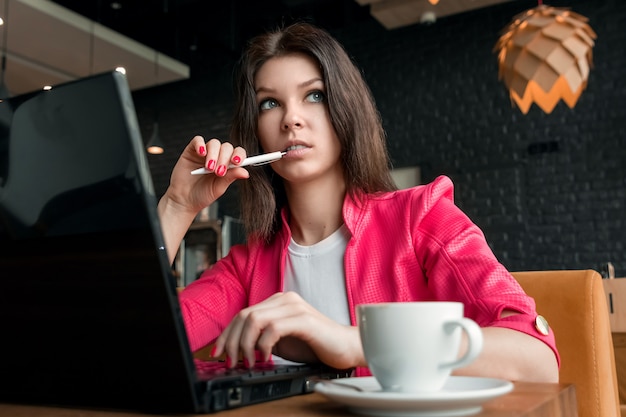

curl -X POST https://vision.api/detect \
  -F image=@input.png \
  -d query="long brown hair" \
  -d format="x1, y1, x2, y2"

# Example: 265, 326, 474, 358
230, 22, 396, 242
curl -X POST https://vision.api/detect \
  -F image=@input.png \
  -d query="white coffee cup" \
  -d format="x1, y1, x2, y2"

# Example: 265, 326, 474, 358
357, 302, 483, 393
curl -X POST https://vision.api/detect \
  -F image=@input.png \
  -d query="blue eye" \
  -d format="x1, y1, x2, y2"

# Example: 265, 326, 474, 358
259, 98, 278, 110
306, 91, 325, 103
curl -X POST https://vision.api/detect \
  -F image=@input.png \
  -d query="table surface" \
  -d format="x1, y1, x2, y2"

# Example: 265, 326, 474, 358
0, 382, 577, 417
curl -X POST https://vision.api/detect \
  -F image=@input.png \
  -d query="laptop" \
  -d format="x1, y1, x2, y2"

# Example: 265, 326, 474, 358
0, 71, 351, 413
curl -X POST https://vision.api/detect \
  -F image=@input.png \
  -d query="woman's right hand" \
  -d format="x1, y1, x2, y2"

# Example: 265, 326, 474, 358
158, 136, 250, 263
166, 136, 249, 212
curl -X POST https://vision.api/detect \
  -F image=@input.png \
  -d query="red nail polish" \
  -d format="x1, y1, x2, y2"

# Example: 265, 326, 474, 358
216, 165, 226, 176
210, 346, 217, 357
207, 160, 216, 171
225, 356, 232, 368
243, 357, 250, 368
199, 146, 206, 156
232, 155, 241, 164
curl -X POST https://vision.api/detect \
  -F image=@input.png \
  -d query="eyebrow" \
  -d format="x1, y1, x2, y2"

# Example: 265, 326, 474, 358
255, 77, 324, 95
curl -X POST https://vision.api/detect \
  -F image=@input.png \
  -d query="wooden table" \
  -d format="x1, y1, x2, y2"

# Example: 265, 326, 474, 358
0, 382, 577, 417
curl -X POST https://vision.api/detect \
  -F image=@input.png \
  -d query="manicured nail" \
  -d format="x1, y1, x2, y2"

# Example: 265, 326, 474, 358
232, 155, 241, 164
210, 346, 217, 357
243, 357, 250, 368
225, 356, 232, 368
199, 146, 206, 156
207, 160, 216, 171
253, 350, 272, 364
216, 165, 226, 176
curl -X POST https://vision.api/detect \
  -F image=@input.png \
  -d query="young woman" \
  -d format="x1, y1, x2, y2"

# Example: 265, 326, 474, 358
158, 22, 559, 382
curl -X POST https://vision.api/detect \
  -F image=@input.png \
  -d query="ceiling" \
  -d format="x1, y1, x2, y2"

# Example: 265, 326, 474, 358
48, 0, 375, 77
0, 0, 191, 95
357, 0, 516, 29
0, 0, 515, 97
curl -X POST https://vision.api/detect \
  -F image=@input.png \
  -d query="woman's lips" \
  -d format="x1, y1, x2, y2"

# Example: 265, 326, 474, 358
282, 144, 310, 157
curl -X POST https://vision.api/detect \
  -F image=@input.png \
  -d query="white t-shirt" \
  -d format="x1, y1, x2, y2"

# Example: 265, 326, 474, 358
283, 225, 351, 326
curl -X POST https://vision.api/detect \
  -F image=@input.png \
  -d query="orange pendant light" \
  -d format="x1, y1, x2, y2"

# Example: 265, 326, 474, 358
494, 4, 596, 114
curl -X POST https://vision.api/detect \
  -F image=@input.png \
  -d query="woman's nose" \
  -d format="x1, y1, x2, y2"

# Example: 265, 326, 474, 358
283, 120, 302, 130
281, 105, 304, 130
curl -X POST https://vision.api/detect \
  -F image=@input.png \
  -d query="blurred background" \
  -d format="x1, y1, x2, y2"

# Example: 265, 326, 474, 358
4, 0, 624, 275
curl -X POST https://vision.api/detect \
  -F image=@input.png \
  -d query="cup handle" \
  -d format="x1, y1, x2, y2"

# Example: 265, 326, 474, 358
440, 318, 484, 371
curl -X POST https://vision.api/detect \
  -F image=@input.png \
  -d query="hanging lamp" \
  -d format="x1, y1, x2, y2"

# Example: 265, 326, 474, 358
146, 121, 164, 155
494, 3, 597, 114
145, 49, 164, 155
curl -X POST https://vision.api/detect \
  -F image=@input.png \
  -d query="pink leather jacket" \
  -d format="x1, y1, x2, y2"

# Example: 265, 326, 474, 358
180, 175, 559, 372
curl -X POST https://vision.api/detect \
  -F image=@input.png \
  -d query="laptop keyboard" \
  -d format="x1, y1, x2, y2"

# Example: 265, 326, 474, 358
194, 358, 354, 411
194, 358, 314, 379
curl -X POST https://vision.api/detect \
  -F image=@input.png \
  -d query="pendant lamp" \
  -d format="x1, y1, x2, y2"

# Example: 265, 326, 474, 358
146, 121, 164, 155
494, 4, 596, 114
145, 49, 164, 155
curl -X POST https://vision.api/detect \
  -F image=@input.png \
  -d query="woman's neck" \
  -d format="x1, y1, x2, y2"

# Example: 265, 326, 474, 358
284, 174, 346, 246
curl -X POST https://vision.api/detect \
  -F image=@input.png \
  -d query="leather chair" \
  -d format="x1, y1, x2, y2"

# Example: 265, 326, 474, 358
512, 269, 620, 417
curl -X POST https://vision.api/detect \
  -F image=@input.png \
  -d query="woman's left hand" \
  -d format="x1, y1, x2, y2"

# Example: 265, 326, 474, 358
211, 292, 363, 370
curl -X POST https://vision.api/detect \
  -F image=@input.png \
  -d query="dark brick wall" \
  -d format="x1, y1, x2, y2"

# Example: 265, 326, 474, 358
132, 0, 626, 275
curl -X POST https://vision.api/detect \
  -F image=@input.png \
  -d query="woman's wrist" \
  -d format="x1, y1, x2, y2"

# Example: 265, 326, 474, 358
350, 325, 368, 369
158, 191, 199, 222
158, 192, 199, 263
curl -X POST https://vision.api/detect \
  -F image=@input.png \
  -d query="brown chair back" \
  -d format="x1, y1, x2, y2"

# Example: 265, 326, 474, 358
512, 269, 620, 417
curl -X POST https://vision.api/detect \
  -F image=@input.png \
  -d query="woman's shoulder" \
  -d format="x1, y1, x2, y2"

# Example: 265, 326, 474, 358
343, 175, 457, 231
366, 175, 455, 208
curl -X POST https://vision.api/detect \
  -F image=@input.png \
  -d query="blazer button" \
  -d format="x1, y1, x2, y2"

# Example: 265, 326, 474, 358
535, 315, 550, 335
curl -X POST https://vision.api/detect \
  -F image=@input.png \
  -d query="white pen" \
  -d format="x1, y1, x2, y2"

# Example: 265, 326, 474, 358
190, 151, 286, 175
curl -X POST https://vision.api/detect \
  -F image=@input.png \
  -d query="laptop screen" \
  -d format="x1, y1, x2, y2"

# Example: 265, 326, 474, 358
0, 72, 154, 240
0, 72, 204, 412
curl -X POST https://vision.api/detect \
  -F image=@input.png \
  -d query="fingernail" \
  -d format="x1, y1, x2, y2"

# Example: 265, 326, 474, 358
243, 357, 250, 368
210, 346, 217, 358
216, 165, 226, 176
199, 146, 206, 156
207, 160, 216, 171
232, 155, 241, 164
225, 356, 232, 368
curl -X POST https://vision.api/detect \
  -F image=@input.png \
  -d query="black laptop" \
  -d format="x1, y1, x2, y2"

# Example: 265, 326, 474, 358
0, 71, 350, 413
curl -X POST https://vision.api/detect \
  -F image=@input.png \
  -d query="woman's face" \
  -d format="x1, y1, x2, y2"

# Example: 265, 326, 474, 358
254, 53, 342, 184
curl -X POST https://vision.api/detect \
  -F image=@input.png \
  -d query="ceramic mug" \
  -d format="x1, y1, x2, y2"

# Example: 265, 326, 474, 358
357, 302, 483, 393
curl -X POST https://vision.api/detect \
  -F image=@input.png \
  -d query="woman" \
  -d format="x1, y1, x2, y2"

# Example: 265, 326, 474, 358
158, 22, 559, 382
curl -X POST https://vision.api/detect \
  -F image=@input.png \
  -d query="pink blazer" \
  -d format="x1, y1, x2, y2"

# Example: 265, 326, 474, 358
180, 175, 559, 373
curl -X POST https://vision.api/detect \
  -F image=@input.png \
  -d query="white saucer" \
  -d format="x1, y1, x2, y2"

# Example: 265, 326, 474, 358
314, 376, 513, 417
